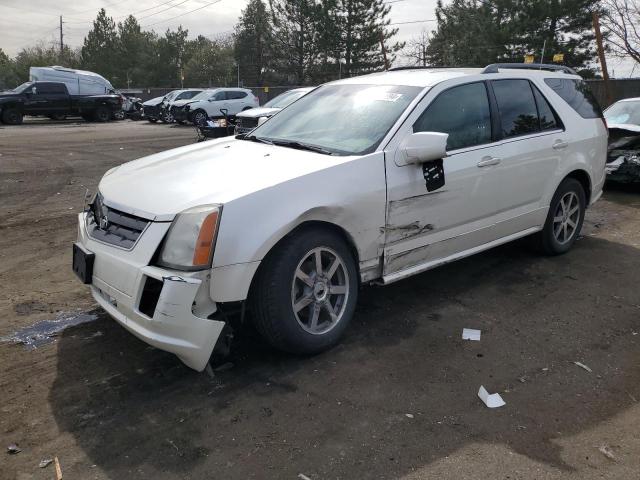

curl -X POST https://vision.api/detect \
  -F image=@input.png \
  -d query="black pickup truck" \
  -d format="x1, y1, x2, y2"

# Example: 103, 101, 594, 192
0, 81, 122, 124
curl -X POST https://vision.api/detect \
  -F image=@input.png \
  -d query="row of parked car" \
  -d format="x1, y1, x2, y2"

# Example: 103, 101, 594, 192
141, 86, 314, 137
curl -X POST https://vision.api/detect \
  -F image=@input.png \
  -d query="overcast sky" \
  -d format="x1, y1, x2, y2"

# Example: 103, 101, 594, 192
0, 0, 631, 76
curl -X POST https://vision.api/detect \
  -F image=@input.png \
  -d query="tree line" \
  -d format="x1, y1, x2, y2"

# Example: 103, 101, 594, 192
0, 0, 400, 89
0, 0, 630, 90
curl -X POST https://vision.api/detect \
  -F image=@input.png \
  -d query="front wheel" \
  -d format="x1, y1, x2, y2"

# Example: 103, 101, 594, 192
192, 109, 207, 125
251, 227, 358, 354
162, 110, 174, 123
536, 178, 586, 255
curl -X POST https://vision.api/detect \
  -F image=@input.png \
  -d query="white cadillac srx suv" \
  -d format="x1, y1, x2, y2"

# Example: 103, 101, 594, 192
73, 64, 608, 371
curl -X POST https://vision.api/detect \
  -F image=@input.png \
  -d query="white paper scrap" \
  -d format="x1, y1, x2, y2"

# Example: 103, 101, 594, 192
478, 386, 506, 408
574, 361, 592, 373
462, 328, 481, 341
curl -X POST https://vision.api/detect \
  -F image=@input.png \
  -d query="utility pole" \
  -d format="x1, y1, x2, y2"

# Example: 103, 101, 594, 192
540, 39, 546, 66
59, 16, 64, 57
592, 11, 612, 105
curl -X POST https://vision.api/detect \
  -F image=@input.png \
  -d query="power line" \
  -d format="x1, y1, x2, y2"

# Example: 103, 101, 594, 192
141, 0, 225, 28
389, 19, 437, 26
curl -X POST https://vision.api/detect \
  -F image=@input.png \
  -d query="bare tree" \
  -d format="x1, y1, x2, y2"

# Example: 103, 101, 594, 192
403, 29, 430, 66
602, 0, 640, 63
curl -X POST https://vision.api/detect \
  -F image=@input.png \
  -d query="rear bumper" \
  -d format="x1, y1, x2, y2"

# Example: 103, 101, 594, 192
77, 212, 224, 371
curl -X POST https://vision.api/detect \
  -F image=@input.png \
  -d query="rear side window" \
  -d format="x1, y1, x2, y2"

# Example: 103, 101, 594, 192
414, 82, 492, 151
544, 78, 603, 118
532, 85, 561, 130
227, 91, 248, 100
492, 79, 540, 137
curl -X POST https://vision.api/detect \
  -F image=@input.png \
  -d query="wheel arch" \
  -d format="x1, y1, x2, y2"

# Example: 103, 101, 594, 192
251, 219, 360, 289
563, 169, 592, 205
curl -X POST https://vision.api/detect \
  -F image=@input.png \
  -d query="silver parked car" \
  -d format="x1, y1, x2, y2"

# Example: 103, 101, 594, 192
235, 87, 314, 135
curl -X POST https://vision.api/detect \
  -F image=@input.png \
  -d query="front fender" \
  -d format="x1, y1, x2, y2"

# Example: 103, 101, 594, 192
209, 152, 387, 301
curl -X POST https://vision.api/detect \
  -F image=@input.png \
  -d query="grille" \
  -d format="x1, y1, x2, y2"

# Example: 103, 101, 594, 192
87, 194, 149, 249
237, 117, 259, 130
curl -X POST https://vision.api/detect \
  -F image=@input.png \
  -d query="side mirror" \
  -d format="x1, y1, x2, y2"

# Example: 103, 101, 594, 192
398, 132, 448, 166
257, 116, 269, 126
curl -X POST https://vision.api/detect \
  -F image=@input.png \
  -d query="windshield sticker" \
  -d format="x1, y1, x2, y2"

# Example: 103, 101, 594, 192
373, 92, 403, 102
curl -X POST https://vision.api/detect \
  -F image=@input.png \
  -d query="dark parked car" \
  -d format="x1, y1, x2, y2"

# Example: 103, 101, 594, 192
0, 81, 122, 124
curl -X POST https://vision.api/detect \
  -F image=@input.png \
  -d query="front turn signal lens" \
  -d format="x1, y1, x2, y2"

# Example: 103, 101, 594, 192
192, 210, 219, 267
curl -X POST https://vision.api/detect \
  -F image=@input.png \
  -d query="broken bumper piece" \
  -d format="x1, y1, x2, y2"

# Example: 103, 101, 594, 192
77, 212, 224, 371
91, 269, 224, 371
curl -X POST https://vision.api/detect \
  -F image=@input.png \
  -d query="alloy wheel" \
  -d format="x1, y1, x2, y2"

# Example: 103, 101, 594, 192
291, 247, 349, 335
553, 191, 580, 244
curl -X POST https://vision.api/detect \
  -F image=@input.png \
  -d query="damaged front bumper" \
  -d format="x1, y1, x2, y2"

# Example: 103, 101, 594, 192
75, 212, 225, 371
607, 124, 640, 183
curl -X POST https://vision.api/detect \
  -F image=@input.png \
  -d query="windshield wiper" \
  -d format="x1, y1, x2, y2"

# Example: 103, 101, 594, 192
270, 139, 333, 155
243, 135, 273, 145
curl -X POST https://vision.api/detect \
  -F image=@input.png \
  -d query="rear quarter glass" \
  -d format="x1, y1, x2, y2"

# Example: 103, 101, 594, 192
544, 78, 603, 119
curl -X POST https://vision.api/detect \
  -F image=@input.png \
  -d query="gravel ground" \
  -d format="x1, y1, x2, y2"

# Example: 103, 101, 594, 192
1, 118, 639, 480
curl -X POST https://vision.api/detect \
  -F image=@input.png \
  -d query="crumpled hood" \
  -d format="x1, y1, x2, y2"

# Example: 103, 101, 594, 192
237, 107, 281, 119
171, 99, 195, 108
99, 137, 351, 221
143, 96, 164, 107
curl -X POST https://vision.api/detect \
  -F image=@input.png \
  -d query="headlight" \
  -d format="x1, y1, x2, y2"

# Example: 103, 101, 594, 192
157, 205, 221, 271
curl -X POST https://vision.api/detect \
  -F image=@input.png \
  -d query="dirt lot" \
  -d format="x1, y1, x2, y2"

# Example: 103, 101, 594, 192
1, 119, 639, 480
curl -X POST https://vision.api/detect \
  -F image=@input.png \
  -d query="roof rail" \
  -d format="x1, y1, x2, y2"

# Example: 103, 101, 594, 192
482, 63, 577, 75
387, 65, 466, 71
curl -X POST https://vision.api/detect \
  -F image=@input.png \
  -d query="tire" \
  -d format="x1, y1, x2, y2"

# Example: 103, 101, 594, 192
93, 106, 111, 122
536, 178, 586, 255
192, 109, 207, 125
2, 108, 23, 125
162, 110, 174, 123
250, 227, 359, 354
113, 110, 125, 121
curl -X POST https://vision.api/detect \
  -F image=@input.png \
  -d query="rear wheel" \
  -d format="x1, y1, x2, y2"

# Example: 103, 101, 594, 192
93, 106, 111, 122
251, 227, 358, 354
536, 178, 586, 255
2, 108, 23, 125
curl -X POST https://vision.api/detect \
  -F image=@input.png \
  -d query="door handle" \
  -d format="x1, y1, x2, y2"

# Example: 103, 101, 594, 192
553, 140, 569, 150
477, 156, 501, 167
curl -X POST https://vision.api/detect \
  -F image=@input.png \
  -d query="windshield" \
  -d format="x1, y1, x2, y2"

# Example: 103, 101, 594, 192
164, 91, 179, 102
249, 84, 421, 155
605, 100, 640, 126
189, 90, 216, 102
13, 82, 33, 93
264, 89, 311, 109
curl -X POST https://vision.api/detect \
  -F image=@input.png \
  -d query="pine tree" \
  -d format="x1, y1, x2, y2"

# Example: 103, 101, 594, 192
117, 15, 154, 87
426, 0, 602, 75
337, 0, 403, 77
81, 9, 119, 84
234, 0, 274, 86
270, 0, 320, 84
